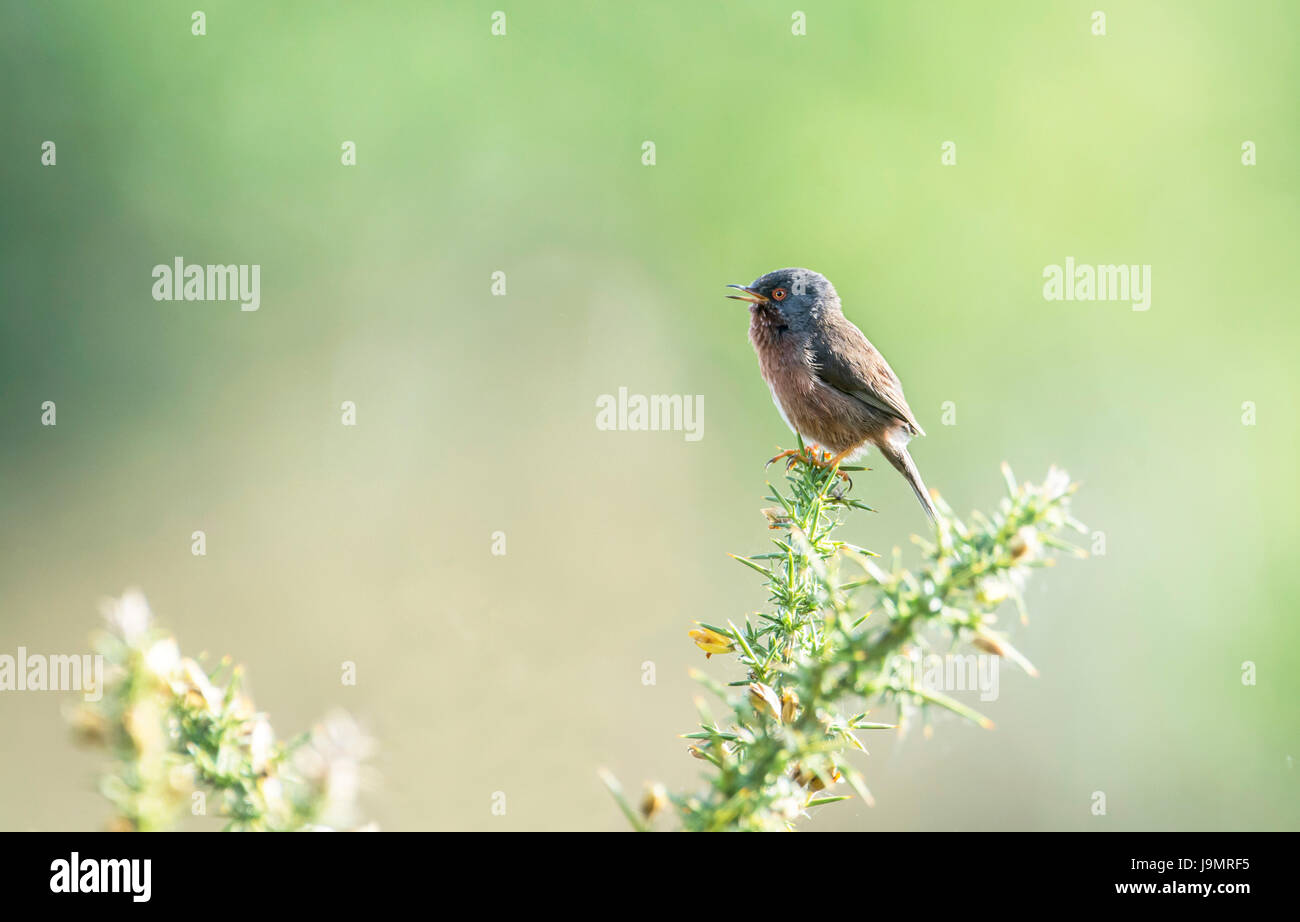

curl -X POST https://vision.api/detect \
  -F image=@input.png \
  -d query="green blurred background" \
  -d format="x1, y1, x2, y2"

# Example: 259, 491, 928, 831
2, 0, 1297, 830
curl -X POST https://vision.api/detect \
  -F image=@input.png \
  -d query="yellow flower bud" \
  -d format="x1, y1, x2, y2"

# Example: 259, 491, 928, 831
747, 682, 781, 721
780, 688, 800, 724
687, 625, 734, 659
792, 758, 841, 791
761, 507, 791, 530
1009, 526, 1041, 562
971, 632, 1006, 657
639, 783, 668, 820
976, 577, 1010, 605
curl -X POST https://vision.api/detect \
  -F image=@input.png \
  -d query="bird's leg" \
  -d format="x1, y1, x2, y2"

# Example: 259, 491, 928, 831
803, 446, 856, 482
825, 446, 856, 469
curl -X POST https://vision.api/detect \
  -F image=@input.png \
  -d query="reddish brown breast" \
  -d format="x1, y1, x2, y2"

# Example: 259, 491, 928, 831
749, 309, 879, 454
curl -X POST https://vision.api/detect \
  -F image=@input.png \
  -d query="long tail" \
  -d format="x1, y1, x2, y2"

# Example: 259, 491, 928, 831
879, 441, 939, 523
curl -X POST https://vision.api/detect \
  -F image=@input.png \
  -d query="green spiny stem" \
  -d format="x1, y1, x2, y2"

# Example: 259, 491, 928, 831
607, 448, 1085, 832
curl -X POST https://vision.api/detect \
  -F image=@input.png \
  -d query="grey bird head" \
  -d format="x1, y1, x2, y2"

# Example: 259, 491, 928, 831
726, 267, 840, 333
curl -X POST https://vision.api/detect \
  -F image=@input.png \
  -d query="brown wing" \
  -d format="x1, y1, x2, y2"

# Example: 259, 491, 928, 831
810, 317, 926, 437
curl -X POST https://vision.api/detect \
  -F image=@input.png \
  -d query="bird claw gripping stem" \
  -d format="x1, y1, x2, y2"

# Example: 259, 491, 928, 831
766, 445, 853, 484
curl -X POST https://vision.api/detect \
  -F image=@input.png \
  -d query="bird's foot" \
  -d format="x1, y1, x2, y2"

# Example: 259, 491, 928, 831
766, 446, 852, 482
766, 447, 809, 469
807, 447, 855, 483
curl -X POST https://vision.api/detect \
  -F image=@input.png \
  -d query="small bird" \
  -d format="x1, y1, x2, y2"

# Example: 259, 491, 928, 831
728, 267, 938, 522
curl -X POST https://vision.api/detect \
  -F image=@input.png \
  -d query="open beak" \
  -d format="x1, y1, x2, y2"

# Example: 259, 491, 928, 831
726, 284, 768, 305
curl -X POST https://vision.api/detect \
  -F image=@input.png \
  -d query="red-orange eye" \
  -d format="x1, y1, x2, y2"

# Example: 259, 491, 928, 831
772, 288, 788, 301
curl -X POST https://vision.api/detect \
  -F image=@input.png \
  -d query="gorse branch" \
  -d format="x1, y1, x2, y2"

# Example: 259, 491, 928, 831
68, 592, 374, 831
608, 446, 1086, 832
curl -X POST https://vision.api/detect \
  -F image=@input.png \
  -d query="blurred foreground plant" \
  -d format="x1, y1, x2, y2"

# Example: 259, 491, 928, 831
68, 592, 374, 831
604, 443, 1086, 831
